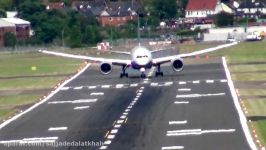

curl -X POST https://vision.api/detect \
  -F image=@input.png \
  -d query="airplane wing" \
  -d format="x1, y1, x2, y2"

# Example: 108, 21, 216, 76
152, 41, 238, 64
109, 50, 131, 55
39, 50, 131, 66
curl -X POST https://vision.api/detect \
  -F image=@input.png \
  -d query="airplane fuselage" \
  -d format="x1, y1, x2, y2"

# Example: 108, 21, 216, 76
130, 46, 153, 71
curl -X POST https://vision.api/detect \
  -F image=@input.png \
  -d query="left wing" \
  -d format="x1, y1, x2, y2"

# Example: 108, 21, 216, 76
39, 50, 131, 66
153, 41, 238, 65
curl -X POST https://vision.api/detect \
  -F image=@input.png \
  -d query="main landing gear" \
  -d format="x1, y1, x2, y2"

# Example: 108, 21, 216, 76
155, 64, 164, 77
140, 73, 146, 78
120, 65, 128, 78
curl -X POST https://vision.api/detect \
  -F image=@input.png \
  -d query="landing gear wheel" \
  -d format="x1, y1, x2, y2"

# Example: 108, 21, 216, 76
120, 73, 128, 78
141, 73, 146, 78
155, 72, 164, 77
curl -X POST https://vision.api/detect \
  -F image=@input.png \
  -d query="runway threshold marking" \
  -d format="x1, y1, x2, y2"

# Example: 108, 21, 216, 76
48, 127, 68, 131
176, 93, 225, 98
161, 146, 184, 150
100, 86, 145, 150
166, 129, 236, 136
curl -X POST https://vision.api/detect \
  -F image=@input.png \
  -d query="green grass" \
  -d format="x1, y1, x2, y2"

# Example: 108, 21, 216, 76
179, 42, 221, 53
0, 94, 41, 107
230, 64, 266, 73
255, 121, 266, 145
0, 51, 83, 121
0, 77, 65, 90
244, 99, 266, 116
0, 52, 82, 77
212, 41, 266, 62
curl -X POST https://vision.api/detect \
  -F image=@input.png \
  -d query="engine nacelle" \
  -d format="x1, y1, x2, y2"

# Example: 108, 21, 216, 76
171, 58, 184, 72
100, 62, 112, 74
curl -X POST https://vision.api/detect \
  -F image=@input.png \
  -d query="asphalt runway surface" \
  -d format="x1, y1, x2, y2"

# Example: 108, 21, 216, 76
0, 58, 252, 150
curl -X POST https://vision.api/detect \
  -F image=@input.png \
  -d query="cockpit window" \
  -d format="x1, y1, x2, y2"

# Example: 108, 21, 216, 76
136, 55, 148, 58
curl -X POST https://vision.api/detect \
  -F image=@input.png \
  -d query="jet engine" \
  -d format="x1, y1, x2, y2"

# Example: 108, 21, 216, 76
171, 58, 184, 72
100, 62, 112, 74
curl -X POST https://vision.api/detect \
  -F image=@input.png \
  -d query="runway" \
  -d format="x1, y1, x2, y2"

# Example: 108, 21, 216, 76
0, 58, 254, 150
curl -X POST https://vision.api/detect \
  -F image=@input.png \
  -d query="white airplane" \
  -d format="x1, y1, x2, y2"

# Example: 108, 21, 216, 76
39, 42, 237, 78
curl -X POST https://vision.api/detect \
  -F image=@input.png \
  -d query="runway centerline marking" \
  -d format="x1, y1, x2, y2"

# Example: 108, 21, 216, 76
100, 86, 144, 150
74, 86, 83, 90
176, 93, 225, 98
161, 146, 184, 150
166, 129, 236, 136
48, 99, 97, 104
48, 127, 68, 131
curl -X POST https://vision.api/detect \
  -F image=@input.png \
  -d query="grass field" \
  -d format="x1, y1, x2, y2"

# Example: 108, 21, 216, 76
0, 51, 83, 121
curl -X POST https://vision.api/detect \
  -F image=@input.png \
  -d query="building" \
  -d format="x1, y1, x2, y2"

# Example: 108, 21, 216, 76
236, 0, 266, 18
46, 2, 65, 10
185, 0, 233, 18
0, 20, 16, 46
72, 0, 142, 27
98, 1, 141, 27
0, 18, 31, 47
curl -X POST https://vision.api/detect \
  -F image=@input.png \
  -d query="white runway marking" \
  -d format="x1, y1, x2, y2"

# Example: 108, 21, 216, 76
103, 140, 112, 145
114, 124, 121, 128
117, 120, 124, 124
178, 88, 191, 92
165, 82, 173, 86
111, 129, 118, 134
176, 93, 225, 98
206, 80, 214, 83
61, 87, 70, 91
101, 85, 111, 88
90, 92, 104, 96
220, 79, 228, 83
0, 137, 58, 144
99, 146, 107, 149
167, 129, 235, 136
88, 86, 96, 89
115, 84, 124, 88
130, 83, 138, 87
179, 81, 186, 85
48, 127, 68, 131
169, 121, 187, 125
48, 99, 97, 104
107, 135, 115, 139
74, 106, 90, 110
151, 83, 158, 86
174, 101, 189, 104
192, 80, 200, 84
74, 86, 83, 90
161, 146, 184, 150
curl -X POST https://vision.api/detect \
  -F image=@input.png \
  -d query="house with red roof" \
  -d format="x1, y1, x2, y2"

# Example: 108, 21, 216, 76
185, 0, 221, 18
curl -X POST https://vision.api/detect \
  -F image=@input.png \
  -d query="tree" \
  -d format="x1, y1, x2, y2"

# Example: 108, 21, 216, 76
215, 13, 234, 27
152, 0, 177, 19
4, 32, 17, 49
0, 0, 12, 9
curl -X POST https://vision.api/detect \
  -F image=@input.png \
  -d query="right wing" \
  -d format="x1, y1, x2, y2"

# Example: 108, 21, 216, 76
153, 41, 239, 65
39, 50, 131, 66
